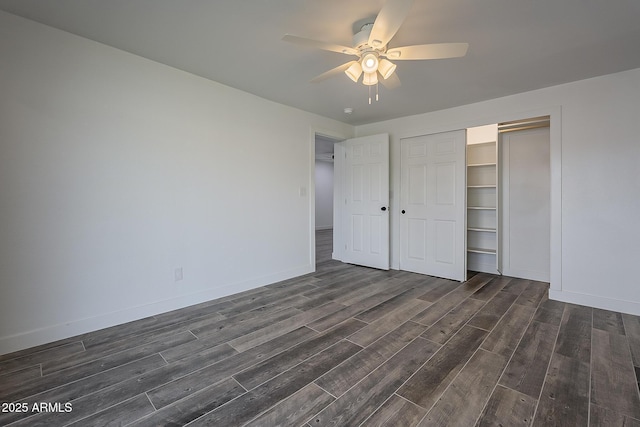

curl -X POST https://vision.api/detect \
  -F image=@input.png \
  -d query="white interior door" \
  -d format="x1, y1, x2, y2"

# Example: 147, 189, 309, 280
339, 134, 390, 270
501, 127, 550, 281
400, 130, 466, 281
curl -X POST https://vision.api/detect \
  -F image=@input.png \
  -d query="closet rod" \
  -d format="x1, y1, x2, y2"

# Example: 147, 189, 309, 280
498, 116, 550, 133
498, 122, 549, 133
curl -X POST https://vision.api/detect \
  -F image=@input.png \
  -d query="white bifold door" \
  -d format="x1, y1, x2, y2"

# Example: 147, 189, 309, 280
337, 134, 390, 270
399, 130, 466, 281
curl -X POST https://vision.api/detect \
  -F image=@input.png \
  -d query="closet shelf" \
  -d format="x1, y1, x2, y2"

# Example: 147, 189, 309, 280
468, 227, 496, 233
467, 247, 497, 255
467, 162, 497, 167
466, 126, 499, 275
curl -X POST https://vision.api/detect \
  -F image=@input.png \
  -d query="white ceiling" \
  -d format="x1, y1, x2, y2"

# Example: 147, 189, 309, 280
1, 0, 639, 125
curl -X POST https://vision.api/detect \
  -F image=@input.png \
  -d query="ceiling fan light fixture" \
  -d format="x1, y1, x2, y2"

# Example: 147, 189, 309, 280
378, 59, 396, 79
361, 52, 379, 74
362, 72, 378, 86
345, 62, 363, 82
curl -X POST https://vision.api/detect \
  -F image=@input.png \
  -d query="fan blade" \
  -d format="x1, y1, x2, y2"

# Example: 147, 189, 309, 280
379, 71, 401, 89
368, 0, 414, 48
283, 34, 358, 56
310, 61, 358, 83
385, 43, 469, 60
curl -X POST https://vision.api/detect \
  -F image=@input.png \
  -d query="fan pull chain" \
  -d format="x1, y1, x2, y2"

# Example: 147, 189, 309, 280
376, 82, 379, 101
368, 85, 372, 105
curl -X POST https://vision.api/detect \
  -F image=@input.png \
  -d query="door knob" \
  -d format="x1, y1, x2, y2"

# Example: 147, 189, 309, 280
381, 206, 387, 211
401, 210, 406, 214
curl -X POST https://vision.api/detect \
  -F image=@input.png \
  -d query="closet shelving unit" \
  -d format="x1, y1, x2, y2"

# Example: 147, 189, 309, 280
466, 129, 499, 274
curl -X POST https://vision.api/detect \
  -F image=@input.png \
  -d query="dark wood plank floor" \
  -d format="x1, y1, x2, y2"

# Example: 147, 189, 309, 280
1, 229, 640, 426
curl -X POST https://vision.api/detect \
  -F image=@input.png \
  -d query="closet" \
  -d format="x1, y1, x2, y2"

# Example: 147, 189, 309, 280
466, 117, 550, 281
466, 124, 499, 274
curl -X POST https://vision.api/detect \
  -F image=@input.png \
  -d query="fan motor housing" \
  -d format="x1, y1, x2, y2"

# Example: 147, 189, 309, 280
352, 23, 374, 49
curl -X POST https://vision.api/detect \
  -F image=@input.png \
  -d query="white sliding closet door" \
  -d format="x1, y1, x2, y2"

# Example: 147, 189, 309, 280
501, 127, 550, 281
400, 130, 466, 281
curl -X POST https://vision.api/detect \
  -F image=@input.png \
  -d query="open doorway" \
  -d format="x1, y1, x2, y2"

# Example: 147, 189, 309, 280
315, 134, 338, 264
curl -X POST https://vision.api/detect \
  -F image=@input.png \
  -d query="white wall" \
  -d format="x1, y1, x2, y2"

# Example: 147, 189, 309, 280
315, 161, 334, 230
0, 11, 353, 355
357, 67, 640, 316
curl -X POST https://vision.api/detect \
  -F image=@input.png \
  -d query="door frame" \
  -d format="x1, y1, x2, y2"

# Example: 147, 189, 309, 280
309, 128, 351, 271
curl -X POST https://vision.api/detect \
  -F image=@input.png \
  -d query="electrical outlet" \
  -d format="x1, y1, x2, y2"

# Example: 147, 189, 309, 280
174, 267, 183, 282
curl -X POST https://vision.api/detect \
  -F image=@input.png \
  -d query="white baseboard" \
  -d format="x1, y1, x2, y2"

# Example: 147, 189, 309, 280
0, 264, 313, 356
549, 289, 640, 316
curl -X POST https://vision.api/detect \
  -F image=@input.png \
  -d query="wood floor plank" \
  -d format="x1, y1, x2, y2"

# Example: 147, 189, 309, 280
80, 303, 225, 351
147, 325, 321, 409
311, 338, 440, 427
244, 383, 334, 427
232, 318, 367, 391
190, 306, 301, 340
0, 337, 82, 364
532, 298, 565, 326
65, 393, 155, 427
476, 385, 537, 427
533, 353, 590, 427
421, 297, 486, 345
481, 304, 536, 358
307, 291, 399, 332
128, 378, 245, 427
6, 343, 237, 426
419, 349, 506, 426
463, 273, 494, 291
415, 280, 460, 303
227, 301, 345, 352
500, 277, 531, 295
360, 394, 427, 427
0, 341, 85, 376
410, 289, 471, 327
0, 354, 167, 426
215, 284, 317, 319
160, 340, 233, 365
514, 280, 547, 307
397, 325, 488, 409
470, 276, 512, 301
590, 328, 640, 419
0, 364, 41, 391
499, 320, 558, 399
590, 403, 640, 427
1, 331, 187, 402
554, 303, 592, 363
623, 313, 640, 367
185, 340, 362, 426
592, 308, 626, 335
348, 299, 430, 347
334, 277, 407, 307
467, 291, 519, 331
315, 321, 428, 397
355, 285, 432, 323
41, 329, 197, 376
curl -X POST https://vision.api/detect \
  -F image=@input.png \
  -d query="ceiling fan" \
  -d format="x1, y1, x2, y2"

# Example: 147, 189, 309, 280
282, 0, 468, 102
